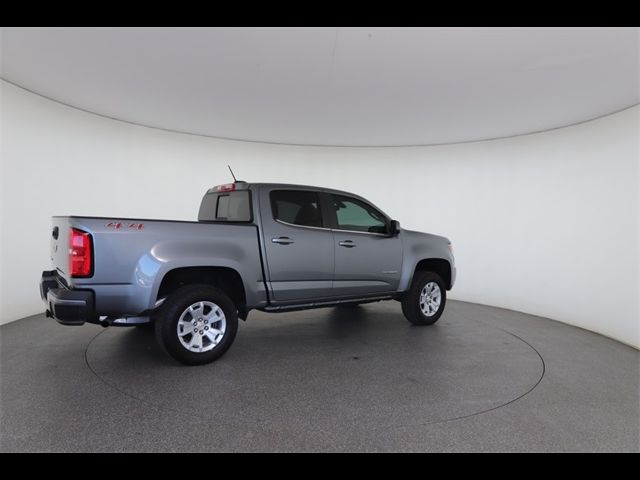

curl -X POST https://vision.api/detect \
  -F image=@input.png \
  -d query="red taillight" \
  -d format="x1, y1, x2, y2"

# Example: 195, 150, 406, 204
69, 228, 92, 277
216, 183, 236, 192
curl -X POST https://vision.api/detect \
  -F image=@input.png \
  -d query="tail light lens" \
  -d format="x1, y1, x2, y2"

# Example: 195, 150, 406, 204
69, 228, 92, 277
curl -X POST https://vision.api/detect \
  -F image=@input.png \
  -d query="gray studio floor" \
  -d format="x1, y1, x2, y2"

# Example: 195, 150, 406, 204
1, 300, 638, 452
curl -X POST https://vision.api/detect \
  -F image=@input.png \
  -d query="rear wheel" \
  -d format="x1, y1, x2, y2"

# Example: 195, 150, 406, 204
401, 271, 446, 325
134, 322, 154, 331
155, 285, 238, 365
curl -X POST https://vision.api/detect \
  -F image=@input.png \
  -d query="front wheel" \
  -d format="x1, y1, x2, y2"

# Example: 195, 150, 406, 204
155, 285, 238, 365
401, 271, 447, 325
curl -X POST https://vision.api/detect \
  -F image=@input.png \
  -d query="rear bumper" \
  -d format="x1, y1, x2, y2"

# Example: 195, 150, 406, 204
40, 270, 96, 325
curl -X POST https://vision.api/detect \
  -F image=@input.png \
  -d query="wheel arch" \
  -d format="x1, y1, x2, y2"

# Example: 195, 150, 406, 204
412, 258, 453, 290
156, 266, 247, 318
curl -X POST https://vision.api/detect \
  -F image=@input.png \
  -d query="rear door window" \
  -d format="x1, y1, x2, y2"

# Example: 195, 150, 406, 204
270, 190, 324, 228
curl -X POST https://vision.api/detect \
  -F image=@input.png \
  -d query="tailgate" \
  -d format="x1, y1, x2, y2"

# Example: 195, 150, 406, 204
50, 217, 72, 280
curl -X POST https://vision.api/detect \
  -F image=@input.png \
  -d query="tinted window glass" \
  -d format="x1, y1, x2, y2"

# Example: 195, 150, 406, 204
270, 190, 323, 228
332, 194, 387, 233
198, 191, 251, 222
216, 195, 230, 218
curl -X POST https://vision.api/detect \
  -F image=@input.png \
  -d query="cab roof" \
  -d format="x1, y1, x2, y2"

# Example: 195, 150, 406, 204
207, 181, 359, 198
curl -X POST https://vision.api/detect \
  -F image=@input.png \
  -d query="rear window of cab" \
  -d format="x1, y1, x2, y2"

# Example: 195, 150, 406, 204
198, 191, 251, 222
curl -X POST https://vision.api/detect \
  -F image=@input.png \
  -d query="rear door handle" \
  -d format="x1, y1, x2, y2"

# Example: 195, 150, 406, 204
339, 240, 356, 248
272, 236, 294, 245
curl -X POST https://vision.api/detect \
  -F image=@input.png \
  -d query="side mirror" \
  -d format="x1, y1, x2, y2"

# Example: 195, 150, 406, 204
388, 220, 400, 237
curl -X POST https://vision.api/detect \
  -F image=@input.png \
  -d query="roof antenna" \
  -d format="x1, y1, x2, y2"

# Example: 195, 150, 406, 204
228, 165, 238, 182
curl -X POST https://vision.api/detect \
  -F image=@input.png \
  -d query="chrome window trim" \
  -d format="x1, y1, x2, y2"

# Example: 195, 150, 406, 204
330, 227, 390, 237
274, 218, 331, 232
274, 218, 391, 237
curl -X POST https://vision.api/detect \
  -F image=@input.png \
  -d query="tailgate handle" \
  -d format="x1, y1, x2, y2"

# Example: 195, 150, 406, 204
52, 226, 59, 240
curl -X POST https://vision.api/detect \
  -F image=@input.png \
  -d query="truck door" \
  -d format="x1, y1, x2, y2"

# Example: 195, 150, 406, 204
259, 188, 335, 302
327, 193, 403, 297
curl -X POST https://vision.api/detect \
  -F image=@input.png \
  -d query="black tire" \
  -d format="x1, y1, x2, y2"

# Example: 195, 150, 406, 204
155, 285, 238, 365
401, 271, 447, 326
134, 322, 154, 331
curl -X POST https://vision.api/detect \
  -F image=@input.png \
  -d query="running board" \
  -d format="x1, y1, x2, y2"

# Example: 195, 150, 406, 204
262, 295, 395, 313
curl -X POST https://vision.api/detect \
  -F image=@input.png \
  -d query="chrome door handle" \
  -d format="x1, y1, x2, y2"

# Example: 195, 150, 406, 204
272, 236, 294, 245
339, 240, 356, 248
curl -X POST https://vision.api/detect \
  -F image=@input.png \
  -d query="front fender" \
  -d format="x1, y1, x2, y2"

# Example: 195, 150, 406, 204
398, 230, 455, 292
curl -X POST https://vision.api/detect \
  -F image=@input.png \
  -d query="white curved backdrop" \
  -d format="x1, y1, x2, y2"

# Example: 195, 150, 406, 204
1, 80, 638, 347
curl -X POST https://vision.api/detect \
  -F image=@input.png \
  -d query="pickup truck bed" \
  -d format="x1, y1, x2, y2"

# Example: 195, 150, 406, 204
44, 216, 267, 321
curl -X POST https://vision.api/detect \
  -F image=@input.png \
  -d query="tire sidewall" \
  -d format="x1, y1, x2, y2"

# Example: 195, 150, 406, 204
156, 285, 238, 365
405, 272, 446, 325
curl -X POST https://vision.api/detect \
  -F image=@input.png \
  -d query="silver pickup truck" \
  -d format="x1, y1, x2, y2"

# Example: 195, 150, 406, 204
40, 182, 456, 365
